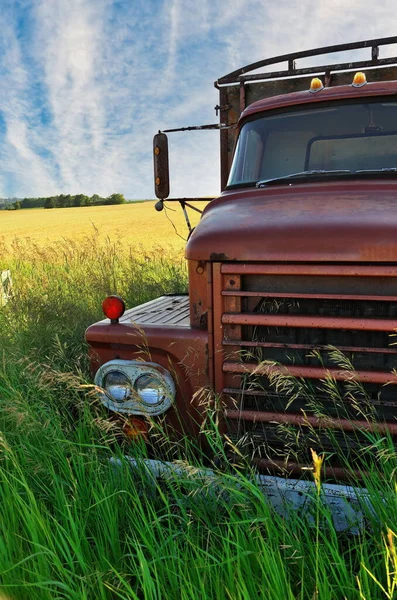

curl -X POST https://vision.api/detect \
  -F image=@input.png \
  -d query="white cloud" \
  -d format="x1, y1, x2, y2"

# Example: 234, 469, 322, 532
165, 0, 180, 85
0, 8, 56, 197
33, 0, 112, 193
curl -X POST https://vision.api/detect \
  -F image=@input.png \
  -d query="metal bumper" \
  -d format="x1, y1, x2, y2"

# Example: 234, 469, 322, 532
111, 457, 372, 533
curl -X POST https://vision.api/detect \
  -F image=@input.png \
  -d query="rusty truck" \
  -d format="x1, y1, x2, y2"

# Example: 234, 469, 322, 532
86, 36, 397, 483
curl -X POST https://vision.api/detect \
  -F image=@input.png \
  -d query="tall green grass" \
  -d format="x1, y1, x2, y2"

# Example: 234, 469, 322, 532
0, 235, 396, 599
0, 235, 187, 363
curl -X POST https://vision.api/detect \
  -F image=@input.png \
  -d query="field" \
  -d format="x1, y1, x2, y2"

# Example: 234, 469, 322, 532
0, 202, 204, 252
0, 207, 396, 599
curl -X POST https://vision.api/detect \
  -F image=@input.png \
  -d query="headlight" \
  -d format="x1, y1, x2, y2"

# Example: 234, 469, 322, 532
94, 360, 175, 416
134, 373, 166, 406
103, 371, 132, 403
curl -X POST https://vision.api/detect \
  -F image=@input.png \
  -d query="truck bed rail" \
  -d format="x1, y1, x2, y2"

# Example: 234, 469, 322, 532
217, 36, 397, 85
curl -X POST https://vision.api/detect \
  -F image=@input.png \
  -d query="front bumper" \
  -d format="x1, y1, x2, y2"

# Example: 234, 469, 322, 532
111, 457, 373, 533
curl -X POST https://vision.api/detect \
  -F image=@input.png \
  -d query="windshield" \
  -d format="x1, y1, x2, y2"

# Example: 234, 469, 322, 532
227, 100, 397, 187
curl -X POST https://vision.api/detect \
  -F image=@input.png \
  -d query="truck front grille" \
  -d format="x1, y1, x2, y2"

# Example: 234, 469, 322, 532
211, 263, 397, 477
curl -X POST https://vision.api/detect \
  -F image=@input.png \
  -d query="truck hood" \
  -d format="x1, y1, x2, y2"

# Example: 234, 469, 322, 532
185, 180, 397, 263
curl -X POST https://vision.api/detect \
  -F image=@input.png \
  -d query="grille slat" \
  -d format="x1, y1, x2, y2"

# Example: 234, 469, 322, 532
223, 360, 397, 384
222, 290, 397, 302
222, 340, 397, 354
225, 408, 397, 434
223, 312, 397, 331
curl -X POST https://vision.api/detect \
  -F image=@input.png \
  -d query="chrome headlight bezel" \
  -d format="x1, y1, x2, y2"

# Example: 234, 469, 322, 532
94, 359, 175, 416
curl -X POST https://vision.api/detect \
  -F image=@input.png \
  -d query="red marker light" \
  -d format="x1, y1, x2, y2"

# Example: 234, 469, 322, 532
102, 295, 126, 322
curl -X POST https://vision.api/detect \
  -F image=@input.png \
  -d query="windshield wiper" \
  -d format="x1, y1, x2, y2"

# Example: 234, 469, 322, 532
256, 170, 351, 188
355, 168, 397, 174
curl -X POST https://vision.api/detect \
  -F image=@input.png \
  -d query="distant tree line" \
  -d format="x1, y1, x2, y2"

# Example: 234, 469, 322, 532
6, 193, 126, 210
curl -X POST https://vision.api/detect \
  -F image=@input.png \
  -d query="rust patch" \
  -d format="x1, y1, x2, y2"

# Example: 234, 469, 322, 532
210, 252, 230, 261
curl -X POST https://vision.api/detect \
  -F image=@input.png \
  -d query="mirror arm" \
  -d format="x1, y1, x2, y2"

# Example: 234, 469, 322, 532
183, 201, 203, 215
179, 201, 192, 234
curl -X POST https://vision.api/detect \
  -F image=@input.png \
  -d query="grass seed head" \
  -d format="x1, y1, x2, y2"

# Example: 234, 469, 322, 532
310, 447, 324, 493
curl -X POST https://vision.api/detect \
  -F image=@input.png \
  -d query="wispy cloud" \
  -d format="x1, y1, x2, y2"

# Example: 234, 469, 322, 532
0, 0, 397, 199
34, 0, 116, 193
0, 6, 56, 196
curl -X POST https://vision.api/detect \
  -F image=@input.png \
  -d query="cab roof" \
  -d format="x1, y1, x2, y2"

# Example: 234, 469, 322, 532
240, 80, 397, 122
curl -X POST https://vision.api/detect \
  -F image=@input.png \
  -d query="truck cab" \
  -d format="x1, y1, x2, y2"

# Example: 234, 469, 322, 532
86, 37, 397, 479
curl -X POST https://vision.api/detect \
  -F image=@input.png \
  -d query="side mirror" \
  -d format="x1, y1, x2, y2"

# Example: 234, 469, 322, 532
153, 133, 170, 200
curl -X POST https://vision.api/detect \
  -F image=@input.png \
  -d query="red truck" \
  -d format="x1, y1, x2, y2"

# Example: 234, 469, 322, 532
86, 36, 397, 482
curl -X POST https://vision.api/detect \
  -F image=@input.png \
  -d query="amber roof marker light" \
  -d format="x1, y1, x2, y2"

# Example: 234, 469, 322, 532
102, 295, 126, 324
352, 71, 367, 87
309, 77, 324, 93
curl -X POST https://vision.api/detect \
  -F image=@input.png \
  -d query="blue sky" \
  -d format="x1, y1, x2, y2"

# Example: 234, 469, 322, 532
1, 0, 397, 199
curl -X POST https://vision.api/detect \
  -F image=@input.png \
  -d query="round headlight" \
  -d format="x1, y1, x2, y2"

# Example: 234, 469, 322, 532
134, 373, 166, 406
103, 370, 132, 402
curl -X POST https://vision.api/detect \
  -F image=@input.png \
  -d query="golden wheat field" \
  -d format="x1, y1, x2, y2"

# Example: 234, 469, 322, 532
0, 202, 205, 252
